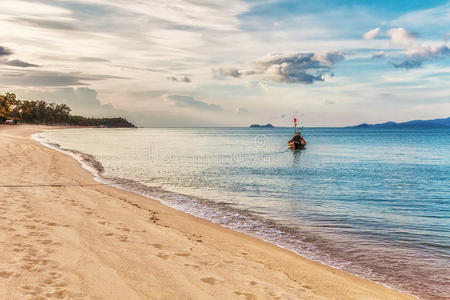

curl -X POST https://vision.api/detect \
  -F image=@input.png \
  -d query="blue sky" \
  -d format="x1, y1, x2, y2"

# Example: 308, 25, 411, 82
0, 0, 449, 126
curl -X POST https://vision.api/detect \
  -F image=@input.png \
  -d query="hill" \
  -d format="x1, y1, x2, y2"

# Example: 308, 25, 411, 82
249, 123, 275, 128
350, 117, 450, 128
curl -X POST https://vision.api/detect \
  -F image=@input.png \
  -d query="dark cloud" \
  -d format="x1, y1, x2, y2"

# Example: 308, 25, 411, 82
391, 59, 423, 69
1, 59, 39, 68
165, 95, 223, 112
214, 51, 344, 84
2, 72, 25, 77
39, 55, 110, 63
1, 71, 86, 86
391, 45, 450, 69
167, 75, 191, 82
78, 57, 110, 62
254, 52, 344, 84
212, 67, 257, 78
0, 46, 13, 57
14, 18, 79, 31
0, 70, 125, 86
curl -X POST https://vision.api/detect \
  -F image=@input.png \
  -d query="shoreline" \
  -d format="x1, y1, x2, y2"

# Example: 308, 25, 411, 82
32, 128, 414, 296
0, 125, 417, 299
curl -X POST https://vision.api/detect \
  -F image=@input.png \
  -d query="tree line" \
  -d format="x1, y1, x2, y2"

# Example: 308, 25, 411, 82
0, 93, 135, 127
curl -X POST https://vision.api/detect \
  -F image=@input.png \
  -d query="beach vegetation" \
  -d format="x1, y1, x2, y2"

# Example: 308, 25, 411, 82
0, 92, 135, 127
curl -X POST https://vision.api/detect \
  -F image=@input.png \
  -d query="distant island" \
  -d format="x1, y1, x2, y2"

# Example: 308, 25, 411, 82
249, 123, 275, 128
1, 92, 136, 128
349, 117, 450, 129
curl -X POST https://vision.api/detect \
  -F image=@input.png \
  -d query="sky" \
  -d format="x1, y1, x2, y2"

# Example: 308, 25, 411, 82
0, 0, 449, 127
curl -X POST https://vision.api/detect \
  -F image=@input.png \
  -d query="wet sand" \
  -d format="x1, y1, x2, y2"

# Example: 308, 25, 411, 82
0, 125, 416, 299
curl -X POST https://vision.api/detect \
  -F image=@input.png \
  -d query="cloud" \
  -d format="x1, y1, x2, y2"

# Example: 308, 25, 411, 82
1, 59, 40, 68
257, 82, 269, 91
0, 1, 70, 17
372, 51, 385, 59
0, 70, 124, 86
1, 72, 24, 77
16, 87, 120, 118
213, 67, 242, 78
391, 44, 450, 69
363, 27, 380, 40
165, 95, 223, 111
214, 51, 344, 84
0, 46, 13, 57
167, 75, 191, 82
387, 28, 418, 46
365, 27, 449, 70
390, 3, 450, 30
253, 51, 344, 84
14, 17, 79, 31
78, 57, 110, 62
233, 107, 248, 114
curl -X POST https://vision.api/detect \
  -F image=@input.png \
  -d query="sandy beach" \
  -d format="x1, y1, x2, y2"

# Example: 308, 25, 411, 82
0, 125, 416, 300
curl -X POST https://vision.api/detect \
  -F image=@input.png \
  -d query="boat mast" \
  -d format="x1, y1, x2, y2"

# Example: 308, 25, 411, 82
294, 116, 297, 135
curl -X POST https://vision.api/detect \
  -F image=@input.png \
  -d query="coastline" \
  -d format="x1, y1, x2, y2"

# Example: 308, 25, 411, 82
0, 125, 417, 299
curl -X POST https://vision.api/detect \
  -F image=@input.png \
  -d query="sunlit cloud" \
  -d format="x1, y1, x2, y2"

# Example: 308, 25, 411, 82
387, 28, 418, 46
363, 28, 381, 40
0, 0, 448, 126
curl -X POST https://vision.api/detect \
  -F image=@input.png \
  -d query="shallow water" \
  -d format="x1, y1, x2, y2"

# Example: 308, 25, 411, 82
39, 127, 450, 299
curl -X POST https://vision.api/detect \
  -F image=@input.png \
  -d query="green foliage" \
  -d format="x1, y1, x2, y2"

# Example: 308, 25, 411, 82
0, 92, 135, 127
68, 116, 136, 127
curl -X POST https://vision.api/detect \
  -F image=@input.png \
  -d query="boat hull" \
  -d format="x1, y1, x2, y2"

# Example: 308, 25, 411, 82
288, 141, 306, 150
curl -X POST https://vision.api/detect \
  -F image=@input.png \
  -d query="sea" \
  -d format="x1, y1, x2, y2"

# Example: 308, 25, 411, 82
35, 127, 450, 299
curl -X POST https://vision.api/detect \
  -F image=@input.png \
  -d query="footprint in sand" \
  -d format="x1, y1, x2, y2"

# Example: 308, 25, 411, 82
151, 243, 164, 249
200, 277, 216, 285
38, 239, 53, 245
234, 291, 257, 300
0, 270, 14, 278
302, 284, 312, 290
175, 253, 190, 257
156, 253, 169, 260
117, 235, 128, 242
184, 264, 201, 270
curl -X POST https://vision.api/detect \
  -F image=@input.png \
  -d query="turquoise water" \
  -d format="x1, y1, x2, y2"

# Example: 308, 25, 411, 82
39, 127, 450, 299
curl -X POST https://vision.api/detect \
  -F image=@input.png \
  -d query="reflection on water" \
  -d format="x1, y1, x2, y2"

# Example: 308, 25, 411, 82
290, 148, 303, 165
39, 127, 450, 299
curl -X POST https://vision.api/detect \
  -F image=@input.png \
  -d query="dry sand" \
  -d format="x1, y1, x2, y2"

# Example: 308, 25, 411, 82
0, 125, 416, 299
